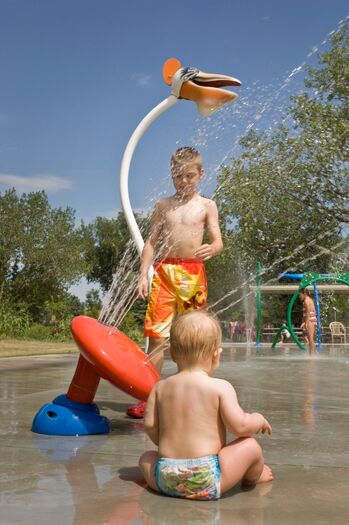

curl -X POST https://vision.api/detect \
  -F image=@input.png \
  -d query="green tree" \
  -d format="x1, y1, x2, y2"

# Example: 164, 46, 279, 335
44, 294, 83, 322
83, 212, 149, 292
213, 22, 349, 323
0, 189, 88, 318
84, 288, 102, 318
216, 23, 348, 272
289, 22, 349, 225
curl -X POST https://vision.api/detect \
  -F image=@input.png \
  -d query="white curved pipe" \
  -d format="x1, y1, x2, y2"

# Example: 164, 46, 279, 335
119, 94, 178, 354
119, 94, 178, 256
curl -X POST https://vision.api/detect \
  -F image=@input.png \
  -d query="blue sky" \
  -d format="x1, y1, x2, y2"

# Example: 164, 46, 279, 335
1, 0, 348, 297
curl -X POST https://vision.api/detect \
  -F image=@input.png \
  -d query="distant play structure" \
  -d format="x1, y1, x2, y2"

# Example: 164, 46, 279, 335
255, 261, 349, 350
32, 58, 241, 436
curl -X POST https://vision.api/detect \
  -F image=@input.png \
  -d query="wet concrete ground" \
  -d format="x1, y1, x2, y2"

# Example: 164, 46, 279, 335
1, 344, 349, 525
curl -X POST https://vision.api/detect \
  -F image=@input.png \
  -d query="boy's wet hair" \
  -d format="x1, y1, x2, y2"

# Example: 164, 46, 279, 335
171, 146, 202, 171
170, 310, 221, 364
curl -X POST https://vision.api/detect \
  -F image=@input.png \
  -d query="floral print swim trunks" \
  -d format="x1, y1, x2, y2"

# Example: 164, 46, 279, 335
144, 258, 207, 339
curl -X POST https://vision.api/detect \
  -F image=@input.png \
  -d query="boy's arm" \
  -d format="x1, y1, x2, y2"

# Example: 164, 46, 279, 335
194, 200, 223, 261
138, 202, 163, 299
143, 385, 160, 445
219, 380, 272, 437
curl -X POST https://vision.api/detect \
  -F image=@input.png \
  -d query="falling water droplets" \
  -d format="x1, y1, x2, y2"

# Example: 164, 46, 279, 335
99, 16, 349, 329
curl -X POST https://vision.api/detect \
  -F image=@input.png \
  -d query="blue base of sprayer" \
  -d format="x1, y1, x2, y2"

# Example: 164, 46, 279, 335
31, 394, 110, 436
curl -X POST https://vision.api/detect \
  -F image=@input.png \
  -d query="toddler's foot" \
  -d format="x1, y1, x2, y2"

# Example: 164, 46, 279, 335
242, 465, 273, 486
126, 400, 146, 419
256, 465, 273, 484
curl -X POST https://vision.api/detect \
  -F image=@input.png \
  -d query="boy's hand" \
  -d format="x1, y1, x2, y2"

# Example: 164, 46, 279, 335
138, 276, 148, 300
194, 244, 215, 261
259, 417, 272, 435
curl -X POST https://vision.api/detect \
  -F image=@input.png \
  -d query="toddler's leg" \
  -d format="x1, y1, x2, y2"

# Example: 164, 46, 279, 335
219, 437, 273, 494
139, 450, 159, 493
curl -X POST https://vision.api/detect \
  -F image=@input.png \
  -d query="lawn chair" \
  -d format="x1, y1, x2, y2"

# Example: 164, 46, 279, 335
329, 322, 347, 344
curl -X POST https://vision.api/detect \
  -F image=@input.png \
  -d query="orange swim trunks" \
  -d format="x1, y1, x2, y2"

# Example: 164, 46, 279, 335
144, 258, 207, 339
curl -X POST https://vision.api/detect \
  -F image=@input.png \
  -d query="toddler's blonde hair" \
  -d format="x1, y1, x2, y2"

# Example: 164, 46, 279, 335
170, 310, 221, 364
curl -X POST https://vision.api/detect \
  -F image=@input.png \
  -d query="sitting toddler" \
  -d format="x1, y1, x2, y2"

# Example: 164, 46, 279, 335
139, 310, 273, 500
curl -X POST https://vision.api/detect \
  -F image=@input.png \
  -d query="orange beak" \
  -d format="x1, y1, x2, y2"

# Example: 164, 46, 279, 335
162, 58, 241, 116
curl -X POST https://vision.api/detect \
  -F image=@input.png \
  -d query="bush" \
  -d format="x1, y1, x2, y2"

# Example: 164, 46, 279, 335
0, 298, 75, 341
120, 312, 144, 346
24, 323, 51, 340
21, 319, 73, 341
0, 303, 32, 337
49, 319, 73, 341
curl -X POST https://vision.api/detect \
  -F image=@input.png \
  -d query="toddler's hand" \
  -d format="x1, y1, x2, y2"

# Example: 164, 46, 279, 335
260, 418, 272, 435
138, 276, 148, 300
194, 244, 215, 261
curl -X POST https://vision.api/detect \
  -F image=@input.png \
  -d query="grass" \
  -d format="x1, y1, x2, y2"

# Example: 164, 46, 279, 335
0, 339, 78, 358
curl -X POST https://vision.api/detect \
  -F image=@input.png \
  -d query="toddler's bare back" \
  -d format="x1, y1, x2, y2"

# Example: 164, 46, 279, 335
155, 371, 227, 458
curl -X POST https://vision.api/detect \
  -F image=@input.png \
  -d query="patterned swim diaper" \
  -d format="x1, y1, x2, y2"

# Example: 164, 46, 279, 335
154, 455, 220, 500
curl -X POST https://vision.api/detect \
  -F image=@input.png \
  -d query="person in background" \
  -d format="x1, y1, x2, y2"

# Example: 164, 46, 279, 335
280, 320, 291, 344
299, 289, 317, 354
230, 320, 237, 341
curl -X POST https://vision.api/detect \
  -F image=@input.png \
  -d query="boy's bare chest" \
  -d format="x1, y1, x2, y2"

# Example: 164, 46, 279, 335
164, 203, 207, 229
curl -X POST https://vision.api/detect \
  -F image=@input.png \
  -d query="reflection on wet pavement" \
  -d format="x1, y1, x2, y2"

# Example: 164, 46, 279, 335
1, 344, 349, 524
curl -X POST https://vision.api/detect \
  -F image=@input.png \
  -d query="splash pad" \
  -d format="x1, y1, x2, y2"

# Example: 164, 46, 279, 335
32, 58, 241, 435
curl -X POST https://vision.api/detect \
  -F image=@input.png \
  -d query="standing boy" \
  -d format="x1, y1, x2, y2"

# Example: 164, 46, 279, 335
127, 147, 223, 418
139, 311, 273, 500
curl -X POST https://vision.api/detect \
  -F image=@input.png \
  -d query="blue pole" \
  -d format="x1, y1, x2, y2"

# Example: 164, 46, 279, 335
279, 272, 337, 280
313, 281, 322, 350
278, 273, 304, 280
